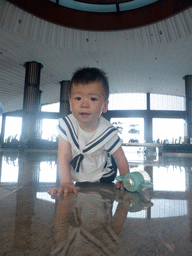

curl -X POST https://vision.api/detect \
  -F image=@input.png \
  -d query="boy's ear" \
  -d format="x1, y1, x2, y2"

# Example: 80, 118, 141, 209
102, 100, 109, 113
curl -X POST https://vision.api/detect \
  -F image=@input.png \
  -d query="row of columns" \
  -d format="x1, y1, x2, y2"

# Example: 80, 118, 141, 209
1, 61, 192, 143
20, 61, 70, 142
0, 61, 71, 143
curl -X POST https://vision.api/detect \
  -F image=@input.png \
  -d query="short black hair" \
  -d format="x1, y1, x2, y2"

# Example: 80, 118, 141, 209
70, 67, 109, 100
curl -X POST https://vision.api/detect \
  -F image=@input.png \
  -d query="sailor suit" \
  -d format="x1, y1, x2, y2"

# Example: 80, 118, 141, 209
57, 114, 121, 182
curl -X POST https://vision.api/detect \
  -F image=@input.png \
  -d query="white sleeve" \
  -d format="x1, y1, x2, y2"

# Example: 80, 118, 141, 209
104, 134, 122, 155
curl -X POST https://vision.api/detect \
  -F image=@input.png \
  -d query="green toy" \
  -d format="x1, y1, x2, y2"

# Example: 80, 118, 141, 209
116, 171, 153, 192
115, 190, 154, 212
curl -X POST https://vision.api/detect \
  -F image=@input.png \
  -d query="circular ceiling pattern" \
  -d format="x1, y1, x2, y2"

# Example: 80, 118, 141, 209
7, 0, 192, 30
53, 0, 158, 13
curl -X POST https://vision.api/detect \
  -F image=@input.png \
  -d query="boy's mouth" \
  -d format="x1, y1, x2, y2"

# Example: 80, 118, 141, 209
80, 112, 90, 117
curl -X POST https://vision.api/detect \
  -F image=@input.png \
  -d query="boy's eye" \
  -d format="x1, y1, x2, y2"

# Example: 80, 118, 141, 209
75, 97, 81, 101
91, 97, 97, 101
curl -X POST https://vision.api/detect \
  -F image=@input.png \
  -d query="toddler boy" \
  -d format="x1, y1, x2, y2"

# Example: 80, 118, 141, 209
48, 67, 129, 196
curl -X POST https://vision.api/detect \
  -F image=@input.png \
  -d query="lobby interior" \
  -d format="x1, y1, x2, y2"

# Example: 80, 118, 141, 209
1, 1, 192, 255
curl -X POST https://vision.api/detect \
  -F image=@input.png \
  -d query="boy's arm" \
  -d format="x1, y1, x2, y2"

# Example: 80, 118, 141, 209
112, 146, 129, 176
57, 136, 73, 184
112, 146, 130, 189
110, 201, 128, 236
48, 136, 78, 196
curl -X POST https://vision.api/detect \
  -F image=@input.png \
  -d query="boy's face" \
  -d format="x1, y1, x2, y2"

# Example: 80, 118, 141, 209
69, 81, 108, 131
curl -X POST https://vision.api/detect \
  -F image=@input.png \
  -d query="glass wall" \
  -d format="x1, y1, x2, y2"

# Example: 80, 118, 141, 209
41, 119, 58, 141
109, 93, 186, 144
108, 93, 146, 110
109, 92, 185, 111
41, 103, 59, 141
1, 93, 186, 143
41, 102, 60, 112
150, 94, 186, 111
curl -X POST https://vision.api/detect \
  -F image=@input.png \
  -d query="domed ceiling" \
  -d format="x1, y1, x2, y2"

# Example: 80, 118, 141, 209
0, 0, 192, 113
7, 0, 192, 30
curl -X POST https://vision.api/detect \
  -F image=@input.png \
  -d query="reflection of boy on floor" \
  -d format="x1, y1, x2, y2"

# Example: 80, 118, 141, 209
48, 67, 129, 196
51, 184, 128, 256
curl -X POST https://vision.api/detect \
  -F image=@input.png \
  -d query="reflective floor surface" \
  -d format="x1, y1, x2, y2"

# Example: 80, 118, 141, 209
0, 148, 192, 256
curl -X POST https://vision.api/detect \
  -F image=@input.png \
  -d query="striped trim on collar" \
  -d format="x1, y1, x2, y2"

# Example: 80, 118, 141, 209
83, 126, 118, 153
58, 123, 66, 136
62, 116, 79, 150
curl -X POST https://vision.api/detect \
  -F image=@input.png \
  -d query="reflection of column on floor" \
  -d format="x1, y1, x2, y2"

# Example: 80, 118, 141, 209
144, 93, 152, 143
18, 153, 40, 184
144, 166, 153, 219
147, 206, 151, 219
12, 155, 39, 252
12, 183, 36, 252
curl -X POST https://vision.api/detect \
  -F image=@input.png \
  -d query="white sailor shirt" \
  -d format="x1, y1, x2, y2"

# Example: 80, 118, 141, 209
57, 114, 122, 182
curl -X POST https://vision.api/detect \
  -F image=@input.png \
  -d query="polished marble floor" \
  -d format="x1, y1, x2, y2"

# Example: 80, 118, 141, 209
0, 148, 192, 256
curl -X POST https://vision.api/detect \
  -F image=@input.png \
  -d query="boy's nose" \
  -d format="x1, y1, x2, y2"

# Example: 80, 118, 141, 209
81, 99, 89, 108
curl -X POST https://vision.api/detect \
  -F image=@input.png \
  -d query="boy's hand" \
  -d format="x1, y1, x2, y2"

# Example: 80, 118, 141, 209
114, 181, 124, 190
48, 183, 78, 197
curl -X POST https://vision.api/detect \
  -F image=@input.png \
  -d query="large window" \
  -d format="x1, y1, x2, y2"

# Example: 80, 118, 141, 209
41, 119, 58, 141
1, 93, 186, 143
41, 102, 60, 112
41, 103, 59, 141
150, 94, 185, 111
108, 93, 146, 110
108, 93, 185, 111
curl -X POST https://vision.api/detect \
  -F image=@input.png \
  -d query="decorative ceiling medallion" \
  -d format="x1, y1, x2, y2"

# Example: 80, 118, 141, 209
75, 1, 133, 4
7, 0, 192, 30
56, 0, 159, 13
